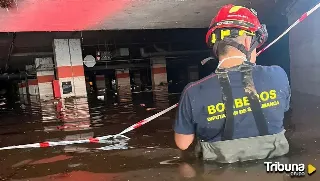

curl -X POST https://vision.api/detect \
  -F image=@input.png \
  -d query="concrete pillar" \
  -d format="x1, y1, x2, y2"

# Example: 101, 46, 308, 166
19, 80, 28, 105
131, 70, 142, 92
115, 69, 131, 103
96, 75, 106, 90
53, 39, 87, 98
40, 101, 58, 131
116, 69, 130, 87
150, 57, 169, 108
35, 57, 55, 100
27, 79, 39, 96
133, 71, 142, 85
18, 82, 24, 95
21, 80, 27, 95
30, 95, 40, 106
188, 65, 199, 82
56, 97, 91, 132
25, 65, 35, 95
150, 56, 168, 87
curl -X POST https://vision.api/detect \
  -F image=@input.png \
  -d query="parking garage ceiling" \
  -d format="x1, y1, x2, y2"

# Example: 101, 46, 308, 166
0, 0, 296, 71
0, 0, 293, 32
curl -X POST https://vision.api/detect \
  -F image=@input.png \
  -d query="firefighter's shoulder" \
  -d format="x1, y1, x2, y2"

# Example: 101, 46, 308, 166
254, 65, 288, 78
182, 73, 219, 94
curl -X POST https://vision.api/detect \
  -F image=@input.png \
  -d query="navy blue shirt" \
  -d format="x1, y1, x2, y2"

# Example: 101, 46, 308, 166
174, 65, 291, 142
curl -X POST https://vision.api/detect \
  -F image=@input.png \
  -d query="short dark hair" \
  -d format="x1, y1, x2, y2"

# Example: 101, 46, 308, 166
216, 37, 241, 57
215, 35, 252, 57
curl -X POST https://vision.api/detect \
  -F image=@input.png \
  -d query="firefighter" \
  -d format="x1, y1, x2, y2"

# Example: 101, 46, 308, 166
174, 4, 291, 163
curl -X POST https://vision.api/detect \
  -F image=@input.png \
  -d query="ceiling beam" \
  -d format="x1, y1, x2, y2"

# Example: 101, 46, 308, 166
86, 62, 149, 71
11, 52, 53, 57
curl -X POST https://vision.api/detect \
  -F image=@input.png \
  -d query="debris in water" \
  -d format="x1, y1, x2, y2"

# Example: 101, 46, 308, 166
146, 108, 156, 111
97, 96, 104, 100
68, 163, 82, 168
20, 104, 26, 109
140, 104, 146, 107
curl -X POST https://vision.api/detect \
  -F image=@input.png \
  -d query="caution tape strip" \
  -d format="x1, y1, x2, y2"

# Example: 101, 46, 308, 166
201, 1, 320, 65
0, 104, 178, 150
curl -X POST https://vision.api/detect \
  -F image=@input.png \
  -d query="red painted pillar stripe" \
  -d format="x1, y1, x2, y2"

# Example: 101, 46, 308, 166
116, 72, 130, 79
38, 75, 55, 83
56, 66, 85, 79
152, 67, 167, 74
28, 79, 38, 86
96, 76, 105, 81
52, 80, 61, 98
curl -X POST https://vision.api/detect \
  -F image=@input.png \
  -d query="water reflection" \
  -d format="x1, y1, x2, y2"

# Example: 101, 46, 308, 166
64, 132, 94, 153
0, 89, 320, 180
56, 98, 91, 131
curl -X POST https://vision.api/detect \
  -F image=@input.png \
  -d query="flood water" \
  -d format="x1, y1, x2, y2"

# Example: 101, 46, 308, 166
0, 89, 319, 181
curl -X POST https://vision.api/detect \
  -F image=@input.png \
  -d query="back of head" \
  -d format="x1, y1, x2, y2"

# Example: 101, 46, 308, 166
216, 34, 249, 58
205, 4, 268, 66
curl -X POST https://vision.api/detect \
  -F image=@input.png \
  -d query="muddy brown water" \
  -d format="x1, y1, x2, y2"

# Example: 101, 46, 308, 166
0, 90, 319, 181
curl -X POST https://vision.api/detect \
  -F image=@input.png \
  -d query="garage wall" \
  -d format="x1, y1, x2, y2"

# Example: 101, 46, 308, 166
288, 0, 320, 96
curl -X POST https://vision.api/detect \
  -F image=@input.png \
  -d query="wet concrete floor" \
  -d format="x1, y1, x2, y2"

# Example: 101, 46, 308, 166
0, 89, 319, 181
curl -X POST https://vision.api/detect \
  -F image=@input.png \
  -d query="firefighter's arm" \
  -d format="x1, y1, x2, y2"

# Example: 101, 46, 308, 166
174, 89, 195, 150
174, 133, 194, 150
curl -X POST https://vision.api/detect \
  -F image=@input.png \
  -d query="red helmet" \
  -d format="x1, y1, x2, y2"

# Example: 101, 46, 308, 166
206, 4, 268, 50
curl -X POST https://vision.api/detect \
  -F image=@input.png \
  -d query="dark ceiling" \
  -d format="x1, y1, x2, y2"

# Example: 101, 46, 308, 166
0, 0, 296, 72
0, 0, 293, 32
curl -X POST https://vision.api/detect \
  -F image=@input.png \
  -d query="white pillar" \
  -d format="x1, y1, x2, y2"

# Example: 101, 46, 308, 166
56, 97, 91, 131
53, 39, 87, 98
96, 75, 106, 90
27, 79, 39, 95
150, 56, 168, 87
116, 69, 130, 87
18, 82, 23, 95
21, 80, 27, 95
25, 65, 39, 96
150, 56, 169, 108
115, 69, 131, 102
35, 57, 55, 100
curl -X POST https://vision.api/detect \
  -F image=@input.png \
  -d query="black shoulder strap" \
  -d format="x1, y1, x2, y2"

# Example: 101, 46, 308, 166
240, 67, 269, 136
216, 64, 269, 141
217, 72, 235, 141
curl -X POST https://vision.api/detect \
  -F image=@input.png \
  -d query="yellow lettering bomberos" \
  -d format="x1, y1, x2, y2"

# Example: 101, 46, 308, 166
207, 89, 278, 116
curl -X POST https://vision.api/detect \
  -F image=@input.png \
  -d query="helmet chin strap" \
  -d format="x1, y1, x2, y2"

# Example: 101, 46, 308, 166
217, 56, 247, 69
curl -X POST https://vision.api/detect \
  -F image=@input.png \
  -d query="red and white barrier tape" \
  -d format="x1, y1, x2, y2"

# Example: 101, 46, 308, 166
201, 1, 320, 65
0, 104, 178, 151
